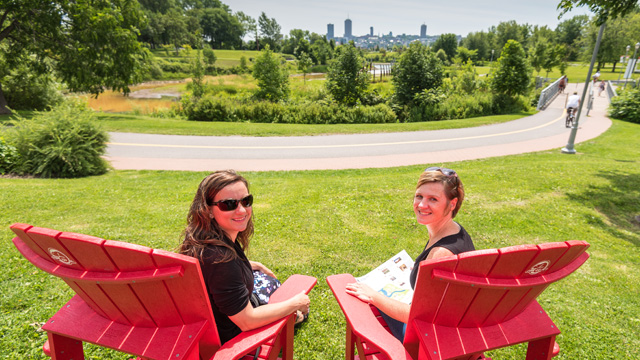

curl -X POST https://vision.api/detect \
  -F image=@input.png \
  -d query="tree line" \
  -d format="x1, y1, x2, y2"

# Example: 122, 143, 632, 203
1, 0, 639, 115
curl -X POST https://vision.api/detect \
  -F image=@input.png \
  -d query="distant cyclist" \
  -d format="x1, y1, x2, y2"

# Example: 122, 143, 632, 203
566, 92, 580, 128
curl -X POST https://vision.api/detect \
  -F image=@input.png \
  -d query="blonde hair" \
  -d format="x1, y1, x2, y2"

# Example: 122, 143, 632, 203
417, 170, 465, 218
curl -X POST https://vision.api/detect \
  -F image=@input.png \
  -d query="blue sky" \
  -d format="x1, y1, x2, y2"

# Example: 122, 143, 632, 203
223, 0, 593, 37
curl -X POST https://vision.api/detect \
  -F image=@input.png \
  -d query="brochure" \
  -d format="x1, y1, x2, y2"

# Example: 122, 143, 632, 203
356, 250, 415, 304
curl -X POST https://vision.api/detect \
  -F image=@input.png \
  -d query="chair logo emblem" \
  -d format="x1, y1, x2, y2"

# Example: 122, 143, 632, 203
48, 248, 76, 266
525, 260, 550, 275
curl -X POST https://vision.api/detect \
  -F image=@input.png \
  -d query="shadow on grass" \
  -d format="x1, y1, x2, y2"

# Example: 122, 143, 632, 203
567, 170, 640, 247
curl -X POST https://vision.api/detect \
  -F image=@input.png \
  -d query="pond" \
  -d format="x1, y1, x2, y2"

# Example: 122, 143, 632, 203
82, 80, 185, 114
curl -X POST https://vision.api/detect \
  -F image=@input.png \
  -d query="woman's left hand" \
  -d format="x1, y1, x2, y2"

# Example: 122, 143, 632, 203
250, 261, 276, 278
345, 282, 377, 304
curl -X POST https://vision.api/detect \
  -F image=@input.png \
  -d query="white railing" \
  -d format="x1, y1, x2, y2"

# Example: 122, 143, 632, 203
536, 77, 563, 110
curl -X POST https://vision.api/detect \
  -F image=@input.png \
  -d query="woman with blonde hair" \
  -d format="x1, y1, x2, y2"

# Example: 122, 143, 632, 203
346, 167, 475, 341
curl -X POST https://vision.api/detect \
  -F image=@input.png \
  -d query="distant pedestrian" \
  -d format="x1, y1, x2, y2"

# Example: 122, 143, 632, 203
593, 71, 601, 83
598, 81, 606, 97
558, 76, 566, 93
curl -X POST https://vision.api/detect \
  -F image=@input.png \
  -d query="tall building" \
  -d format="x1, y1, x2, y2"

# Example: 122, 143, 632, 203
370, 27, 374, 37
421, 24, 427, 38
344, 18, 352, 39
327, 23, 334, 39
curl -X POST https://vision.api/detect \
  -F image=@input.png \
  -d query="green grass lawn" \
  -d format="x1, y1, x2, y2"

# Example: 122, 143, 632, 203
90, 111, 533, 136
1, 118, 639, 359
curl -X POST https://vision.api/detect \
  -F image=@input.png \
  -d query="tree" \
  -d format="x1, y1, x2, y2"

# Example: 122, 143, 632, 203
297, 52, 314, 83
0, 0, 147, 114
432, 33, 458, 62
325, 44, 369, 106
494, 20, 532, 52
456, 46, 478, 64
310, 36, 334, 65
558, 0, 639, 25
163, 8, 189, 54
199, 7, 243, 49
282, 29, 309, 55
252, 45, 289, 102
236, 12, 259, 50
529, 40, 549, 75
188, 51, 206, 98
392, 42, 444, 106
581, 11, 640, 71
491, 40, 532, 97
554, 15, 590, 61
258, 12, 282, 52
462, 31, 495, 60
435, 49, 449, 64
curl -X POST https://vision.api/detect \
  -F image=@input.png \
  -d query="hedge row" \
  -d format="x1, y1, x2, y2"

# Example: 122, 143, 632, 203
181, 95, 398, 124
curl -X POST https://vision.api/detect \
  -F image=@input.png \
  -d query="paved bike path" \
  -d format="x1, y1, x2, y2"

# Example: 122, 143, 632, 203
104, 83, 612, 171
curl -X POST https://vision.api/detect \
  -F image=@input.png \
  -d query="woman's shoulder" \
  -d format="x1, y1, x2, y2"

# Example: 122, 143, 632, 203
440, 223, 474, 252
201, 241, 239, 262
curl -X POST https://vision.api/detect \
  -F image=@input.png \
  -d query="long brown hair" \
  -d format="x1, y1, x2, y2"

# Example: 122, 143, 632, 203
417, 170, 465, 218
179, 170, 254, 262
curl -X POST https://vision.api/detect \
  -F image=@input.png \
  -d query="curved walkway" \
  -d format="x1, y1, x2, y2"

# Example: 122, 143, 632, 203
104, 83, 612, 171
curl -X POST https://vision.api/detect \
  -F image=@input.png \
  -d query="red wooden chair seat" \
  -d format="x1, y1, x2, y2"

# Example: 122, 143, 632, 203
11, 223, 316, 360
327, 241, 589, 360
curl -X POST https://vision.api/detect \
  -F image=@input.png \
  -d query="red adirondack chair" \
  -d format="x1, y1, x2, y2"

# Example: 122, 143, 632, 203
11, 223, 317, 360
327, 240, 590, 360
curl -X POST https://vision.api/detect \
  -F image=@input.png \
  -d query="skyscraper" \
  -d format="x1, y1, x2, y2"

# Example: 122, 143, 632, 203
327, 24, 334, 39
421, 24, 427, 38
344, 18, 352, 39
370, 27, 374, 37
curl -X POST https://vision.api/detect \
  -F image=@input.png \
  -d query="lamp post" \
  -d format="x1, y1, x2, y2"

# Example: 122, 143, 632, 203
626, 45, 631, 61
563, 22, 606, 154
625, 42, 640, 90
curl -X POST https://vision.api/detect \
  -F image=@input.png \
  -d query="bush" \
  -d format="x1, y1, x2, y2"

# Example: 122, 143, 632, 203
3, 64, 64, 110
180, 95, 397, 124
398, 92, 529, 122
609, 88, 640, 123
7, 100, 109, 178
0, 136, 19, 175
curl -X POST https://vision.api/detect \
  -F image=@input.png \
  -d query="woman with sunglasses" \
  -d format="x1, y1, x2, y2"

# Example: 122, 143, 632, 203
345, 167, 475, 341
180, 170, 310, 345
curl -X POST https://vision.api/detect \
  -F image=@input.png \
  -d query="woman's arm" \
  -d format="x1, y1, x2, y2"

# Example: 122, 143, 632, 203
229, 291, 310, 331
345, 247, 455, 324
345, 282, 411, 323
249, 260, 276, 278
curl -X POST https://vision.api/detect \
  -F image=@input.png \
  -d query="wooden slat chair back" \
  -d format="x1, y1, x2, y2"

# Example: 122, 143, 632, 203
12, 223, 316, 360
327, 240, 589, 360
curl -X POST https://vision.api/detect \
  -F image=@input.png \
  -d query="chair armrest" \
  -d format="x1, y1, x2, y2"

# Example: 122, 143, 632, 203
326, 274, 412, 360
211, 274, 317, 360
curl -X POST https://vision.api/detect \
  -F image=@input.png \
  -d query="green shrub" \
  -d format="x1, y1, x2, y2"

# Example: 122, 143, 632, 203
180, 95, 237, 122
399, 91, 528, 122
3, 64, 64, 111
180, 95, 397, 124
8, 100, 109, 178
609, 88, 640, 123
0, 136, 19, 175
309, 64, 328, 73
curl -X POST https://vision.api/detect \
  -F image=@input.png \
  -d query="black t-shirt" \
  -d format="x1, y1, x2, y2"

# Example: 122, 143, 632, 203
199, 238, 253, 344
409, 224, 475, 289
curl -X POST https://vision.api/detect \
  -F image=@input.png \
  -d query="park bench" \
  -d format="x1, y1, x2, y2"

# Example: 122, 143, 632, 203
327, 240, 589, 360
11, 223, 316, 360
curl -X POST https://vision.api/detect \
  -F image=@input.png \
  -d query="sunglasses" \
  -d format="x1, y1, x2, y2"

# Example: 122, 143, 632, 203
212, 194, 253, 211
425, 167, 457, 177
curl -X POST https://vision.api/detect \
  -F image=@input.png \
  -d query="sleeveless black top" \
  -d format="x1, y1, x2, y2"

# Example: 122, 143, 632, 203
409, 224, 475, 289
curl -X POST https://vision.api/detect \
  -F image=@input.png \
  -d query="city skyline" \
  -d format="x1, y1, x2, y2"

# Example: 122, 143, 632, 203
223, 0, 593, 38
